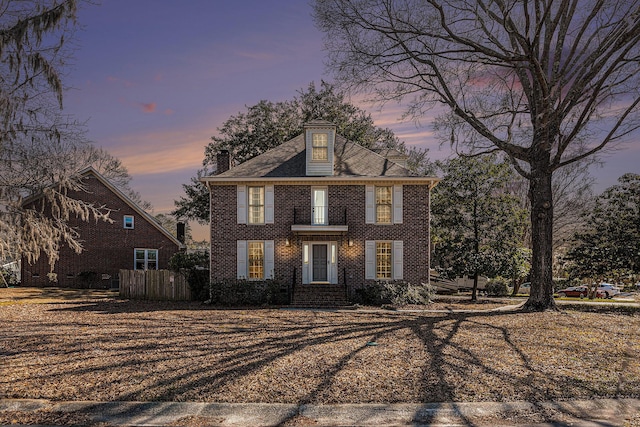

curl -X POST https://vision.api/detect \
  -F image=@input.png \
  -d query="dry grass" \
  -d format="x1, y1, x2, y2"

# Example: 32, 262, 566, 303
0, 288, 638, 407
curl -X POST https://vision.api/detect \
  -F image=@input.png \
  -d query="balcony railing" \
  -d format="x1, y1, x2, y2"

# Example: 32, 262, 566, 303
293, 206, 347, 225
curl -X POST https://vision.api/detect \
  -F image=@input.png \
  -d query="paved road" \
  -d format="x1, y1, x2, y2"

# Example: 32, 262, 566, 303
2, 398, 640, 426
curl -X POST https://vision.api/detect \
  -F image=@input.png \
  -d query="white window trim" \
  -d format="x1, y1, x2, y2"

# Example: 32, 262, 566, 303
237, 240, 274, 280
365, 240, 403, 280
311, 132, 329, 162
134, 248, 158, 271
237, 185, 274, 225
311, 186, 328, 225
123, 215, 134, 229
365, 185, 402, 224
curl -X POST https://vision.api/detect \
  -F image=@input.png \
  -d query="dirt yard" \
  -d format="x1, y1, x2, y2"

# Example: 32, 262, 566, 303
1, 286, 638, 407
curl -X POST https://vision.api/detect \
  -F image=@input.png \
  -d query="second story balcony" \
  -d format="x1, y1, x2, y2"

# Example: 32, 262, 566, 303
291, 206, 348, 235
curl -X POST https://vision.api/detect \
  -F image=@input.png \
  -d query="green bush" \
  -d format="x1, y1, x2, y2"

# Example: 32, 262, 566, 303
355, 281, 434, 306
486, 277, 510, 296
208, 279, 289, 306
381, 281, 434, 305
354, 283, 386, 305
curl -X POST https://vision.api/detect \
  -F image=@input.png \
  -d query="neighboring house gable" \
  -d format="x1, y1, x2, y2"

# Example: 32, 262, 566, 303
20, 167, 183, 289
202, 121, 439, 306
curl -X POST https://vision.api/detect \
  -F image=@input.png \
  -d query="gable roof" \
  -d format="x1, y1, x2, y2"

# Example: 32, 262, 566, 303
202, 132, 438, 185
24, 167, 184, 248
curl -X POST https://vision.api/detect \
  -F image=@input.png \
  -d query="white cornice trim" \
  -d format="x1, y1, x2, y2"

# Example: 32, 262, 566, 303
200, 176, 440, 186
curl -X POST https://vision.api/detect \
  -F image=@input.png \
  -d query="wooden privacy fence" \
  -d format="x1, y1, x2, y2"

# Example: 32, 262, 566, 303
119, 269, 191, 301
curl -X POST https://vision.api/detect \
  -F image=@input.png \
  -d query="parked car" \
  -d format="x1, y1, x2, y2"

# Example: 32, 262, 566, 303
596, 283, 621, 298
556, 285, 606, 299
518, 282, 531, 295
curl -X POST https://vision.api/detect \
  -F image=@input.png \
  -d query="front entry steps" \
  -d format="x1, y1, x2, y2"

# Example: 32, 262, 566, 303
291, 284, 350, 307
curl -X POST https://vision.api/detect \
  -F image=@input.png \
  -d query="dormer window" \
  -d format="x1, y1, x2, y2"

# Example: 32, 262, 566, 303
305, 121, 336, 176
312, 133, 328, 161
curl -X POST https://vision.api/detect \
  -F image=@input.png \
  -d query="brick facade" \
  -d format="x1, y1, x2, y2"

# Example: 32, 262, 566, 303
21, 171, 181, 289
210, 183, 431, 290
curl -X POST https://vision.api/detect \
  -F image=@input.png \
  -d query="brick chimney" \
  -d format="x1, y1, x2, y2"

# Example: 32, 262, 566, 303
216, 150, 231, 175
176, 222, 185, 244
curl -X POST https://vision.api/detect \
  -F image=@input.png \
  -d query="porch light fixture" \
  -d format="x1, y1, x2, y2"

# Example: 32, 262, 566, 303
285, 238, 291, 247
348, 239, 354, 247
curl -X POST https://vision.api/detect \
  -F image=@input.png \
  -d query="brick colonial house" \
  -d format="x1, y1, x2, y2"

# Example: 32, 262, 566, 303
21, 167, 183, 289
201, 121, 439, 305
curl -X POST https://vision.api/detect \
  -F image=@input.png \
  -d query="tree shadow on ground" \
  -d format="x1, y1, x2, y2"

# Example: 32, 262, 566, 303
1, 299, 638, 426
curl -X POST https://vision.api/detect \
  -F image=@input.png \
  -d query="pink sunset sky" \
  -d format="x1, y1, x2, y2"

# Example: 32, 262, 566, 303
63, 1, 640, 241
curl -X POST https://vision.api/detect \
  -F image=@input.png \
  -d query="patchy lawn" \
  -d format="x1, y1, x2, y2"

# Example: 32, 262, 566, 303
0, 288, 638, 406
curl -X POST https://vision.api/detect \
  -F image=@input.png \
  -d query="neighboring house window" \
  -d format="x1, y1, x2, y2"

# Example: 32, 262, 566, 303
365, 240, 403, 280
135, 249, 158, 270
237, 240, 274, 279
311, 133, 328, 161
123, 215, 134, 229
248, 186, 265, 224
237, 185, 274, 224
376, 241, 392, 279
366, 185, 403, 224
375, 186, 392, 224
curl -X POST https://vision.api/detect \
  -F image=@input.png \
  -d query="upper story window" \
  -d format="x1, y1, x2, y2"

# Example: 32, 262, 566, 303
248, 186, 265, 224
375, 186, 393, 224
238, 185, 273, 225
366, 185, 403, 224
123, 215, 134, 229
311, 133, 328, 161
312, 187, 328, 225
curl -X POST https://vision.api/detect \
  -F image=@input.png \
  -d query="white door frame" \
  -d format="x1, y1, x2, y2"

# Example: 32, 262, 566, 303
303, 241, 338, 284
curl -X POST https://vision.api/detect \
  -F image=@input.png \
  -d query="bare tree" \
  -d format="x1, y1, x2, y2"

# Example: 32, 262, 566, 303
0, 0, 110, 274
314, 0, 640, 310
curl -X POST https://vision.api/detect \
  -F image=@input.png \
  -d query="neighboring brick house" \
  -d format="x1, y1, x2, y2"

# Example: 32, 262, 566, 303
201, 121, 439, 305
21, 167, 183, 289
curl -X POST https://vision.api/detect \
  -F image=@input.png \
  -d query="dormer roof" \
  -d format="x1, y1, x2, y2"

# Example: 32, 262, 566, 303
202, 127, 438, 186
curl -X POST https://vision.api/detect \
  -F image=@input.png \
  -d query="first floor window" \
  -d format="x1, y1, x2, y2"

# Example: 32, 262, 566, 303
135, 249, 158, 270
237, 240, 274, 280
376, 242, 392, 279
248, 242, 264, 279
365, 240, 403, 280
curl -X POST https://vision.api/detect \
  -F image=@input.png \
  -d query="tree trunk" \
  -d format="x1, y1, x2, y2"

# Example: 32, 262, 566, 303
523, 163, 557, 311
471, 271, 478, 301
511, 277, 523, 297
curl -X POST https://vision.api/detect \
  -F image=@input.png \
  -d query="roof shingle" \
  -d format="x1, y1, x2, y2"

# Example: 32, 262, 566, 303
214, 134, 415, 179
